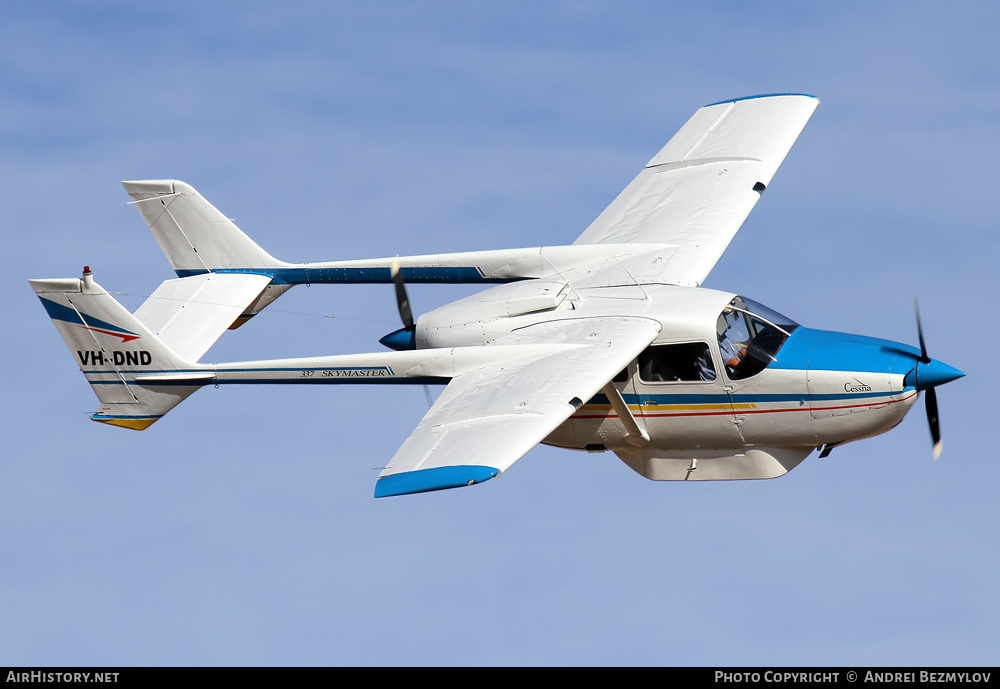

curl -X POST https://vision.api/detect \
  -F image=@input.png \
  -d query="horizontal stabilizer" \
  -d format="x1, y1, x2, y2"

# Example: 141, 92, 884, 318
133, 273, 272, 361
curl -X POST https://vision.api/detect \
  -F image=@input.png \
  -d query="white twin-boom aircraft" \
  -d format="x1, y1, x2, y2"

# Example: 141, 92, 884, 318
32, 94, 964, 497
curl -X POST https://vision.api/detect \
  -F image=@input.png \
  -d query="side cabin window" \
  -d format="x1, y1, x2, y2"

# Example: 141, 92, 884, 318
637, 343, 717, 383
717, 296, 798, 380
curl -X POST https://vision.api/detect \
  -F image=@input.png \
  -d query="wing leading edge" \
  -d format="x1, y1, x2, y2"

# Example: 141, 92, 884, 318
573, 94, 819, 287
374, 316, 662, 497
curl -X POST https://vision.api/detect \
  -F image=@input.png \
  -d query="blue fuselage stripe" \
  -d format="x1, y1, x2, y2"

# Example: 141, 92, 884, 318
84, 374, 448, 386
175, 266, 516, 285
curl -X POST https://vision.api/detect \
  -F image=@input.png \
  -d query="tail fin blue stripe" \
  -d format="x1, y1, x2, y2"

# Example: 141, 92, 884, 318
37, 297, 139, 338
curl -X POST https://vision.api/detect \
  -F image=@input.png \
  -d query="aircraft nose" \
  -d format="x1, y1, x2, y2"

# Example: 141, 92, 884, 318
909, 358, 965, 391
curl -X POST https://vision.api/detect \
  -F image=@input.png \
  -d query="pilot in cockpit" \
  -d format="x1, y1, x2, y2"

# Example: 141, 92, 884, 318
717, 299, 798, 380
718, 307, 748, 374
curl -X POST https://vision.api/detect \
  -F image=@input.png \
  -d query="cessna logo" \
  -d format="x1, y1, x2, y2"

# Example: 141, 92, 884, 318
844, 380, 872, 393
77, 350, 152, 366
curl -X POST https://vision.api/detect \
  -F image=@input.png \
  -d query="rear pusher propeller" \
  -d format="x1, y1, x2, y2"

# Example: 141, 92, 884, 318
392, 257, 414, 331
380, 259, 435, 408
379, 258, 418, 351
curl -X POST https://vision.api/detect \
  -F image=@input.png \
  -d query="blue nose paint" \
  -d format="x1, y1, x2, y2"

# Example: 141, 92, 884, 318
905, 359, 965, 390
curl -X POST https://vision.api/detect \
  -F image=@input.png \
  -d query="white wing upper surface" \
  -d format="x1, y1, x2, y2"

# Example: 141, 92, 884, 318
374, 316, 661, 497
573, 94, 819, 287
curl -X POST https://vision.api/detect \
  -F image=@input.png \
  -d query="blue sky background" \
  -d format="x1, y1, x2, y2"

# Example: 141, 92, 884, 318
2, 1, 996, 666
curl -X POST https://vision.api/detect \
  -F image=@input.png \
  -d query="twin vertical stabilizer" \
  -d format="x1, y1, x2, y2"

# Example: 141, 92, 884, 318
122, 180, 287, 274
31, 269, 212, 429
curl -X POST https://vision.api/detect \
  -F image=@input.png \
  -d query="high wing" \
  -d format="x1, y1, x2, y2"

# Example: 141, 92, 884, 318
573, 94, 819, 287
374, 316, 661, 497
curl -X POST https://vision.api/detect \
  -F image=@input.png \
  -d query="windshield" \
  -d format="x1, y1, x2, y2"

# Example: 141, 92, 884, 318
716, 297, 798, 380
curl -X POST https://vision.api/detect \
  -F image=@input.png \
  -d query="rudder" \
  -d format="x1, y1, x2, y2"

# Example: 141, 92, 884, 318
122, 180, 287, 274
31, 268, 212, 430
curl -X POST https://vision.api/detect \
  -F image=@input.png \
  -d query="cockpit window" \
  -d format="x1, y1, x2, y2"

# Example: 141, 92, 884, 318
638, 343, 717, 383
717, 297, 798, 380
739, 297, 799, 332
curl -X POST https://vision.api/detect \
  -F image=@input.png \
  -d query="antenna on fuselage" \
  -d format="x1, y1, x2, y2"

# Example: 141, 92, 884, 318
539, 250, 583, 303
612, 254, 649, 301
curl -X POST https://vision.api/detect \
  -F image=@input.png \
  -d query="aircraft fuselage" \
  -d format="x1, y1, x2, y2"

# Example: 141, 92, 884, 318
415, 281, 935, 479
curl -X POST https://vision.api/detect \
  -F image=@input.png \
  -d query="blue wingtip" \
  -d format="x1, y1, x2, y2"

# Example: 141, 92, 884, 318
374, 465, 500, 498
703, 93, 819, 107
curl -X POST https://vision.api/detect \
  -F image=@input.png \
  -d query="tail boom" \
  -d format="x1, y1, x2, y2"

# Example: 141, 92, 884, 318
32, 269, 574, 430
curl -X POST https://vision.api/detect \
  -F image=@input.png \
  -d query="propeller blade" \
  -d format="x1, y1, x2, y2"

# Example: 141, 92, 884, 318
915, 303, 941, 458
380, 258, 419, 350
391, 257, 414, 331
925, 387, 942, 459
915, 301, 930, 363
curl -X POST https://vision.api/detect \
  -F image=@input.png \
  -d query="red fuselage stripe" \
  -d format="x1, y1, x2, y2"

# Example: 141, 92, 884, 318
571, 391, 918, 420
